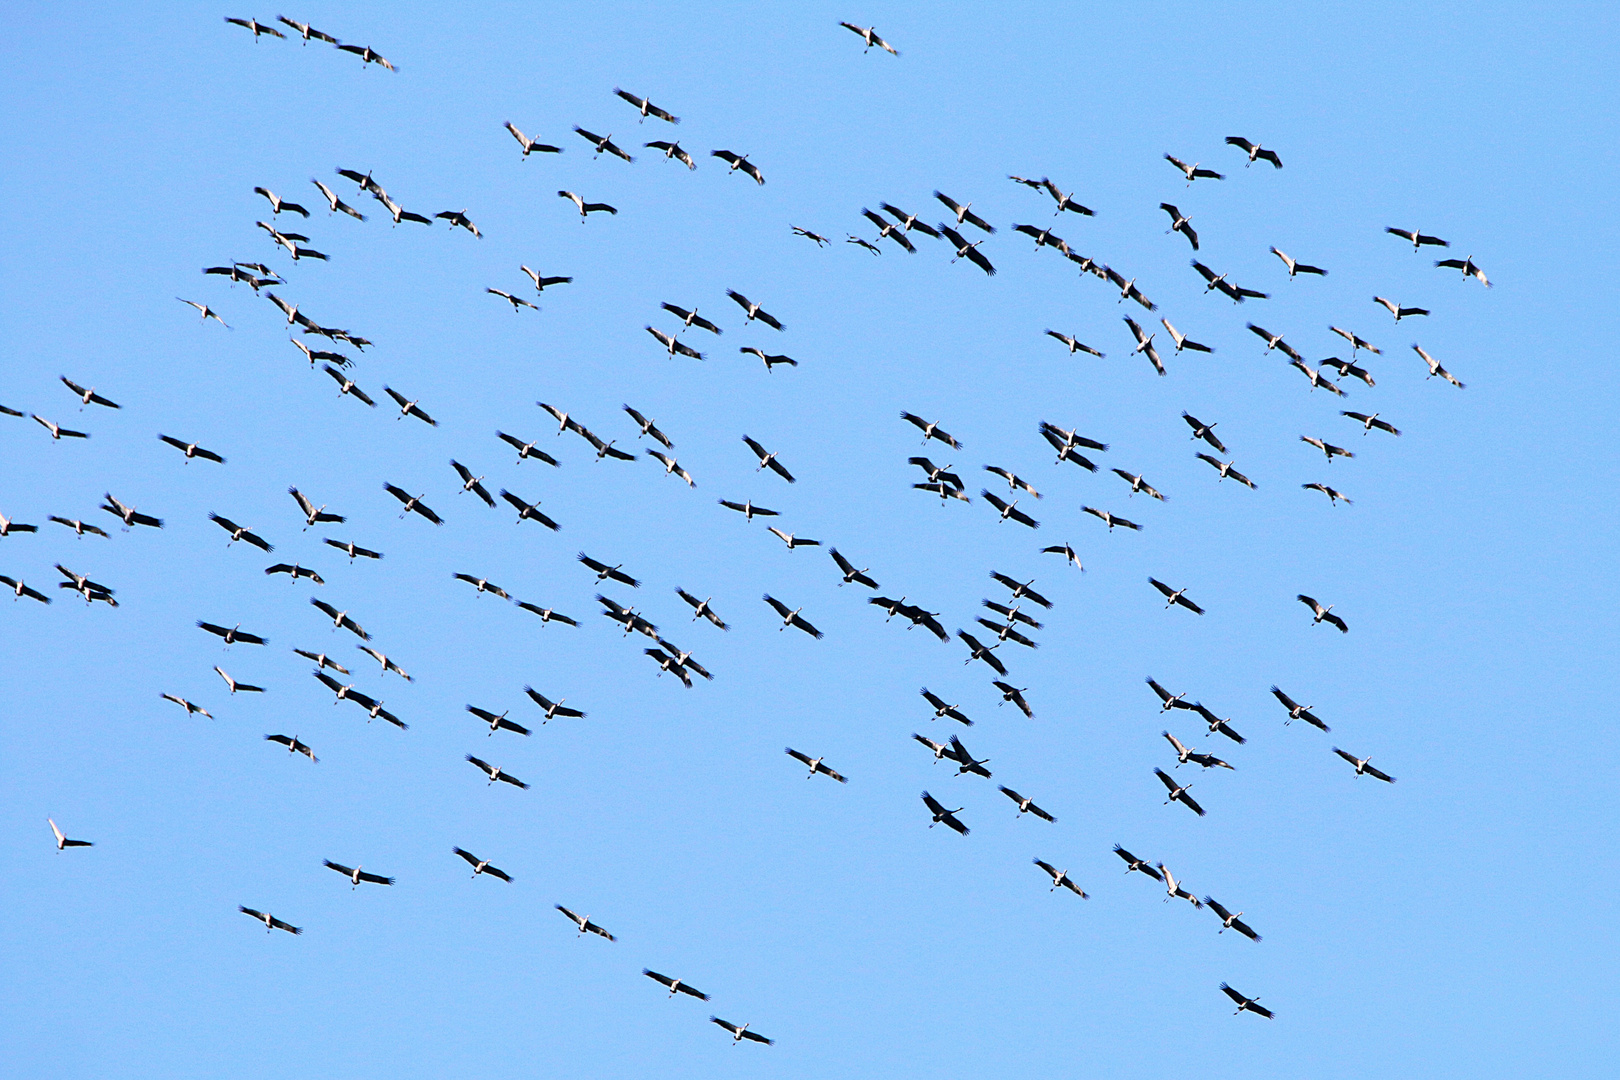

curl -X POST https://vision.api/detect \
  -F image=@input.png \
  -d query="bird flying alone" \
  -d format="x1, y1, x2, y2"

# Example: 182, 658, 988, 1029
711, 150, 764, 184
786, 747, 848, 782
840, 21, 898, 54
643, 969, 709, 999
1297, 594, 1348, 632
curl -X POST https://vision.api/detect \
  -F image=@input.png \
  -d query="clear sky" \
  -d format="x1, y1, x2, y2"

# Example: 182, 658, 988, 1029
3, 2, 1618, 1077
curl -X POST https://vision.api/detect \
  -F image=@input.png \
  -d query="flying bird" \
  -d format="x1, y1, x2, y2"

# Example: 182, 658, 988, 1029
1165, 154, 1223, 183
1159, 203, 1199, 249
556, 905, 615, 940
829, 548, 878, 589
1181, 413, 1226, 453
1412, 344, 1465, 388
467, 704, 531, 737
159, 435, 225, 462
48, 818, 92, 850
1082, 505, 1142, 532
0, 576, 51, 603
515, 601, 577, 625
1386, 227, 1449, 250
1146, 678, 1193, 712
435, 209, 481, 237
862, 209, 918, 252
557, 190, 617, 219
710, 1016, 773, 1045
1195, 454, 1257, 489
225, 17, 285, 39
276, 16, 336, 42
1301, 436, 1354, 463
448, 461, 495, 507
763, 594, 822, 638
497, 431, 561, 465
933, 191, 995, 234
980, 490, 1039, 529
1123, 316, 1165, 375
1297, 594, 1348, 632
1113, 845, 1162, 879
1270, 246, 1326, 277
718, 499, 777, 521
453, 848, 511, 881
711, 150, 765, 184
1033, 859, 1087, 897
921, 688, 972, 726
59, 377, 119, 410
293, 648, 348, 674
1288, 358, 1346, 396
645, 140, 695, 168
768, 527, 818, 549
578, 552, 640, 587
646, 325, 705, 359
1044, 330, 1103, 357
198, 621, 266, 646
998, 786, 1053, 821
504, 122, 562, 156
32, 415, 90, 440
383, 484, 443, 525
1342, 411, 1400, 436
487, 288, 537, 312
311, 598, 370, 640
1303, 482, 1352, 506
239, 907, 301, 934
1225, 137, 1282, 168
1435, 255, 1490, 286
1155, 767, 1207, 816
792, 224, 829, 245
676, 589, 729, 630
740, 347, 797, 371
323, 539, 382, 561
937, 224, 996, 275
1190, 261, 1267, 302
1162, 731, 1233, 771
1332, 747, 1396, 783
1269, 686, 1328, 731
1158, 864, 1203, 907
1319, 356, 1377, 387
48, 516, 108, 539
1221, 983, 1273, 1018
335, 43, 397, 71
1041, 542, 1082, 569
309, 178, 366, 220
381, 387, 436, 426
878, 204, 940, 237
726, 290, 784, 329
840, 21, 899, 54
786, 748, 848, 783
993, 681, 1034, 717
573, 126, 634, 162
1160, 319, 1212, 354
467, 755, 530, 789
921, 791, 968, 835
990, 572, 1052, 608
1247, 323, 1302, 361
955, 630, 1007, 676
265, 734, 317, 761
1374, 295, 1429, 321
323, 860, 394, 888
1149, 578, 1204, 614
648, 450, 695, 486
322, 365, 375, 406
643, 970, 709, 1000
742, 436, 795, 482
454, 573, 510, 599
162, 694, 212, 719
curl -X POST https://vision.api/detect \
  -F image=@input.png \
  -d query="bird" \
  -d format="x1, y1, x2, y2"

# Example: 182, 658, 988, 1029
914, 480, 970, 503
1123, 316, 1166, 376
996, 786, 1053, 822
265, 734, 317, 761
435, 209, 481, 237
1330, 326, 1382, 355
239, 907, 301, 934
612, 86, 679, 123
467, 755, 530, 789
504, 122, 562, 156
1300, 436, 1354, 463
658, 305, 721, 338
381, 387, 436, 426
1157, 864, 1203, 906
383, 484, 443, 525
1189, 702, 1246, 745
1159, 203, 1199, 249
878, 203, 940, 237
710, 1016, 773, 1045
1247, 323, 1302, 361
335, 43, 397, 71
1034, 177, 1093, 216
276, 15, 336, 42
1269, 686, 1328, 731
162, 693, 212, 719
32, 414, 90, 440
453, 573, 510, 600
913, 733, 954, 762
828, 548, 878, 589
849, 233, 885, 254
1435, 255, 1490, 286
1319, 356, 1377, 387
980, 490, 1039, 528
993, 681, 1034, 717
466, 705, 531, 738
1040, 429, 1098, 471
323, 860, 393, 889
1165, 154, 1223, 183
1270, 247, 1326, 277
556, 905, 615, 940
197, 621, 266, 646
741, 436, 795, 482
293, 648, 349, 674
225, 17, 285, 39
1032, 859, 1087, 897
352, 646, 410, 682
912, 458, 965, 491
979, 604, 1041, 635
646, 325, 705, 359
1374, 295, 1429, 321
1221, 983, 1274, 1018
726, 290, 784, 330
955, 630, 1007, 676
1149, 578, 1204, 614
557, 190, 617, 219
645, 140, 695, 168
59, 377, 119, 410
497, 432, 561, 465
1013, 222, 1069, 255
786, 747, 848, 782
1181, 412, 1226, 453
1413, 344, 1465, 388
1190, 261, 1267, 302
1109, 470, 1165, 502
900, 411, 962, 449
920, 688, 972, 726
447, 461, 495, 508
519, 267, 572, 295
981, 466, 1039, 501
934, 191, 995, 234
763, 594, 822, 638
676, 589, 729, 630
1146, 678, 1195, 713
1333, 747, 1397, 782
515, 601, 577, 625
322, 365, 376, 406
524, 687, 586, 722
57, 564, 116, 605
310, 598, 370, 640
936, 224, 996, 275
158, 435, 225, 463
1226, 136, 1282, 168
840, 21, 898, 54
1043, 330, 1103, 357
487, 288, 537, 312
253, 187, 308, 218
0, 512, 40, 536
322, 539, 382, 561
1195, 454, 1257, 489
1303, 482, 1352, 506
1386, 227, 1449, 250
990, 572, 1052, 608
921, 791, 968, 835
1113, 845, 1162, 880
1297, 594, 1348, 632
453, 848, 511, 881
1162, 731, 1233, 771
1342, 411, 1401, 436
711, 150, 765, 184
1041, 542, 1082, 569
1288, 358, 1347, 396
718, 498, 778, 521
643, 969, 708, 1000
573, 126, 634, 162
645, 450, 694, 486
863, 208, 918, 252
47, 516, 108, 539
0, 575, 50, 603
1082, 505, 1142, 532
1158, 319, 1212, 355
47, 818, 92, 850
214, 666, 265, 695
1155, 767, 1206, 816
578, 553, 640, 587
644, 647, 694, 687
767, 527, 819, 549
309, 178, 366, 220
740, 347, 797, 371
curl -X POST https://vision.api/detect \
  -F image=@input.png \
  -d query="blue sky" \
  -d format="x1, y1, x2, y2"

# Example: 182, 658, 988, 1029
3, 2, 1618, 1077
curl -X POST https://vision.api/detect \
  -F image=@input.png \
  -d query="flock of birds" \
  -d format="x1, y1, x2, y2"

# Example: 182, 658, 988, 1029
11, 16, 1490, 1047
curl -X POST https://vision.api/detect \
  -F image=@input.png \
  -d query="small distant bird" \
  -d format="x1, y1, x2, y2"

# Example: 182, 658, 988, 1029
467, 754, 529, 789
1270, 686, 1328, 731
1271, 247, 1326, 277
323, 365, 376, 406
999, 786, 1054, 821
1160, 319, 1212, 354
276, 16, 336, 43
648, 450, 695, 486
1159, 203, 1199, 249
48, 818, 92, 850
487, 288, 537, 312
848, 232, 883, 254
383, 484, 443, 525
791, 225, 830, 246
1033, 859, 1087, 897
1155, 767, 1206, 816
225, 17, 285, 39
1041, 542, 1082, 569
1374, 295, 1429, 321
1162, 731, 1233, 771
519, 268, 572, 296
921, 688, 971, 726
981, 490, 1039, 529
921, 791, 968, 835
625, 408, 674, 446
937, 224, 996, 275
1114, 845, 1163, 879
1190, 702, 1245, 745
677, 589, 729, 630
1221, 983, 1274, 1018
310, 598, 369, 640
1190, 261, 1267, 302
839, 21, 898, 54
1413, 344, 1465, 388
1342, 411, 1400, 436
497, 431, 560, 465
556, 905, 614, 940
453, 847, 511, 881
239, 907, 301, 934
878, 203, 940, 237
1225, 137, 1282, 167
993, 681, 1034, 717
710, 1016, 773, 1045
1297, 594, 1348, 632
59, 377, 119, 410
1082, 506, 1142, 532
435, 209, 481, 237
711, 150, 765, 184
323, 539, 381, 561
515, 601, 576, 625
1123, 316, 1165, 376
1288, 359, 1347, 396
901, 411, 962, 449
1165, 154, 1223, 183
1435, 255, 1490, 286
933, 191, 995, 234
1247, 323, 1302, 361
863, 208, 917, 252
323, 860, 393, 888
265, 734, 317, 761
726, 290, 783, 330
99, 495, 163, 531
1300, 436, 1353, 463
740, 347, 797, 371
467, 705, 530, 737
214, 664, 266, 696
578, 552, 640, 587
1386, 227, 1449, 250
763, 594, 822, 638
647, 325, 705, 359
983, 465, 1038, 499
0, 512, 40, 536
1044, 330, 1103, 357
159, 435, 225, 463
454, 573, 510, 599
557, 190, 617, 219
614, 86, 679, 123
742, 436, 795, 482
310, 178, 367, 220
335, 43, 397, 71
381, 387, 436, 426
179, 297, 231, 326
767, 526, 819, 550
48, 516, 108, 538
786, 747, 848, 782
574, 126, 634, 162
1319, 356, 1377, 387
829, 548, 878, 589
0, 575, 50, 603
505, 122, 562, 156
253, 187, 308, 217
1147, 678, 1192, 712
162, 693, 212, 718
645, 140, 695, 168
1111, 469, 1166, 501
1195, 454, 1256, 489
1332, 747, 1396, 783
1158, 864, 1203, 906
447, 461, 495, 507
1331, 326, 1382, 354
643, 970, 708, 999
293, 648, 349, 674
718, 498, 778, 521
955, 630, 1007, 676
1013, 222, 1069, 255
1302, 482, 1352, 506
1149, 578, 1204, 614
990, 571, 1052, 608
